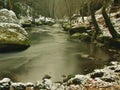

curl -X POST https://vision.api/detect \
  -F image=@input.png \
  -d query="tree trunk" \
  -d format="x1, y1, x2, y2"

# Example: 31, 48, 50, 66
102, 7, 118, 39
90, 9, 101, 35
52, 0, 55, 18
8, 0, 13, 10
80, 7, 85, 22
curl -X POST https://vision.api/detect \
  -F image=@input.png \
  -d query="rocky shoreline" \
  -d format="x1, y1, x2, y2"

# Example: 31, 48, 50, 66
0, 61, 119, 90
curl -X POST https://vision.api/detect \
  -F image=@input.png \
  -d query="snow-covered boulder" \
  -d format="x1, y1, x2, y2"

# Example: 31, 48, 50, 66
0, 78, 11, 90
0, 9, 30, 52
0, 23, 30, 52
12, 82, 26, 90
19, 16, 32, 27
0, 9, 19, 24
34, 15, 55, 26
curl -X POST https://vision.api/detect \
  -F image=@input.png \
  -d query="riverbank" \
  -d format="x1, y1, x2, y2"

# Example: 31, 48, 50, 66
0, 61, 119, 90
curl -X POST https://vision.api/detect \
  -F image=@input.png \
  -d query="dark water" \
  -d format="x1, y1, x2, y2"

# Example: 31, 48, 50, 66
0, 24, 114, 82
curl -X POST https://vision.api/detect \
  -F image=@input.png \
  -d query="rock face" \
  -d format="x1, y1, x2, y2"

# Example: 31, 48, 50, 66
0, 9, 30, 52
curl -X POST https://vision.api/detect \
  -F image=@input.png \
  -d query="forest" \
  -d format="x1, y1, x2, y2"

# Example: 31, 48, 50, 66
0, 0, 120, 90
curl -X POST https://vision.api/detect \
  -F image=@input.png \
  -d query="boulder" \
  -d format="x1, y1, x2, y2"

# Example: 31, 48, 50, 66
0, 9, 30, 52
20, 17, 32, 28
0, 9, 19, 24
0, 23, 30, 52
71, 33, 91, 42
62, 23, 72, 31
12, 83, 26, 90
68, 24, 91, 35
0, 78, 11, 90
90, 69, 104, 79
34, 16, 55, 26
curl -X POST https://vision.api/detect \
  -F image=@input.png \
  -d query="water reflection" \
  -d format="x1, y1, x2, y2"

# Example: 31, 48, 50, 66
0, 25, 113, 82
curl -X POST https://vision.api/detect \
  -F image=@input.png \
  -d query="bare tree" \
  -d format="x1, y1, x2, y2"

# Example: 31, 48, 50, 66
88, 0, 102, 40
101, 0, 119, 39
64, 0, 73, 20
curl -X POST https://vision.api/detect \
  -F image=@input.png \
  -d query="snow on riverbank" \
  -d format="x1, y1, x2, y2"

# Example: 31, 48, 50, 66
0, 61, 119, 90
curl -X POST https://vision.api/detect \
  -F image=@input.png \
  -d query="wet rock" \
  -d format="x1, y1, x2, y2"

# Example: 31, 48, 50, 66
42, 75, 51, 80
115, 69, 120, 72
102, 77, 115, 82
108, 66, 116, 70
91, 69, 104, 78
101, 72, 118, 83
72, 78, 81, 85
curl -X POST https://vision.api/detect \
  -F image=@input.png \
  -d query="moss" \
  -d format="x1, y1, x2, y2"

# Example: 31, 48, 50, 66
70, 33, 91, 42
62, 23, 72, 31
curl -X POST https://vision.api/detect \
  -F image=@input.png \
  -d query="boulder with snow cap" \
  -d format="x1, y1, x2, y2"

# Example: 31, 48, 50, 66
0, 9, 19, 24
0, 23, 30, 52
20, 17, 32, 28
0, 78, 11, 90
68, 24, 91, 35
40, 75, 53, 89
68, 75, 91, 86
12, 82, 26, 90
90, 69, 104, 78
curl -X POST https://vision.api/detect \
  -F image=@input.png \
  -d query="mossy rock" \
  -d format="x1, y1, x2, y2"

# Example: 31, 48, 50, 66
0, 23, 30, 52
70, 33, 91, 42
62, 23, 72, 31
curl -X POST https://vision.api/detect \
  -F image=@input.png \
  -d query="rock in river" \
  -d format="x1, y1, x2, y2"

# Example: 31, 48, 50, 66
0, 23, 30, 52
0, 9, 30, 52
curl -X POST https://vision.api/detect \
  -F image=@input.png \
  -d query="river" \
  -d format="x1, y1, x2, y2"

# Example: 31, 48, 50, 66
0, 24, 114, 82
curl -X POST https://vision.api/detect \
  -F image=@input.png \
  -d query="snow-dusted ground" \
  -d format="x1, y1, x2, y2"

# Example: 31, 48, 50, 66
70, 9, 120, 38
0, 61, 119, 90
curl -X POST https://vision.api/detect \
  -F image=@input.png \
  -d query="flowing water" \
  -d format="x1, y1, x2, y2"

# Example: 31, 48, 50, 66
0, 25, 114, 82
